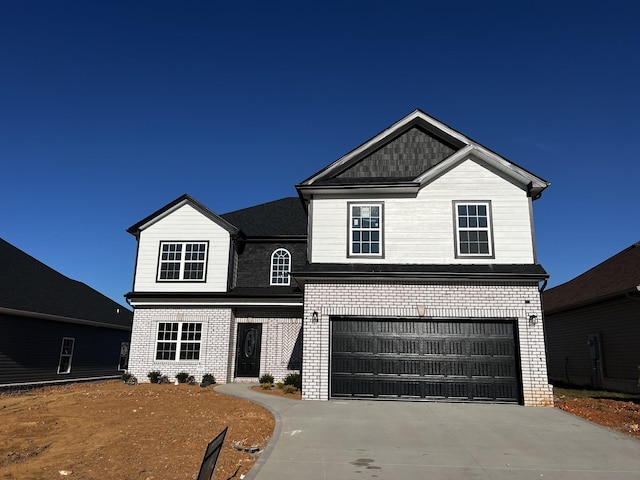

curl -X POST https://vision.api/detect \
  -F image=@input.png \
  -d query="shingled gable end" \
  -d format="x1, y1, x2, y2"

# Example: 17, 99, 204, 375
126, 109, 554, 406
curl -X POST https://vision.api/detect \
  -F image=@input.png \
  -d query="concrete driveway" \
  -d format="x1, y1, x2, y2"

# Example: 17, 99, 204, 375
216, 384, 640, 480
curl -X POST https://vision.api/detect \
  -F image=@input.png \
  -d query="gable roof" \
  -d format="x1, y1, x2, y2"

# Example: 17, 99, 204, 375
543, 241, 640, 313
221, 197, 307, 237
297, 109, 550, 199
127, 194, 239, 237
0, 238, 132, 328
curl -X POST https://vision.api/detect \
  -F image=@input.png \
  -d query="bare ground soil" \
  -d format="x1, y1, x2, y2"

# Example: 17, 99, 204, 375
0, 381, 274, 480
554, 388, 640, 441
1, 382, 638, 480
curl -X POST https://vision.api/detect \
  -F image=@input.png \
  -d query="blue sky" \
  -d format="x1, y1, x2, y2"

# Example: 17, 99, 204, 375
1, 1, 639, 308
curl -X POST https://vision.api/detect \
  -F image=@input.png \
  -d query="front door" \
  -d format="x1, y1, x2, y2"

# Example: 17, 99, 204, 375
235, 323, 262, 377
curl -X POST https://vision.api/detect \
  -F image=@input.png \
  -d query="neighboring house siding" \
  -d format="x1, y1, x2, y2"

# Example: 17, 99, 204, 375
133, 204, 231, 293
127, 306, 303, 384
545, 297, 640, 393
302, 281, 552, 406
310, 159, 535, 264
0, 314, 129, 386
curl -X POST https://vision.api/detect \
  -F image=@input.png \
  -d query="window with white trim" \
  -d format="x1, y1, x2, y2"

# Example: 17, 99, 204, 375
455, 202, 493, 257
156, 322, 202, 360
270, 248, 291, 285
349, 203, 383, 256
57, 337, 75, 374
157, 241, 208, 281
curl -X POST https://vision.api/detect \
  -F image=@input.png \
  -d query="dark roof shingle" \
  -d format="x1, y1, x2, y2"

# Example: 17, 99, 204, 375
221, 197, 307, 237
0, 238, 132, 327
543, 242, 640, 312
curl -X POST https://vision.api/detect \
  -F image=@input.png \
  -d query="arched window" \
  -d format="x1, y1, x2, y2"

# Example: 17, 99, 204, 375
270, 248, 291, 285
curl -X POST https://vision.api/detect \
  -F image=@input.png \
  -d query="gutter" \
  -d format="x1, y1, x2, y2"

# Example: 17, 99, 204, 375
0, 307, 132, 331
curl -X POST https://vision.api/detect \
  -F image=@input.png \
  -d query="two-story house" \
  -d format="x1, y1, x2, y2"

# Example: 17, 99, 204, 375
126, 109, 553, 406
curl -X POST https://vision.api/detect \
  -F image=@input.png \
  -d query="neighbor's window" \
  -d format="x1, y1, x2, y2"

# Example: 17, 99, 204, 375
156, 322, 202, 360
157, 241, 208, 281
270, 248, 291, 285
454, 202, 493, 257
349, 203, 383, 256
57, 337, 75, 374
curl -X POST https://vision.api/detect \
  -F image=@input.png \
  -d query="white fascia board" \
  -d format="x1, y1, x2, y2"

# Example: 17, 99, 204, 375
415, 145, 549, 191
297, 184, 420, 198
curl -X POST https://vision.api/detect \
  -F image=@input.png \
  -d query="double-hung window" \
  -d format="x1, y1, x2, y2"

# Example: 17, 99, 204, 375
156, 322, 202, 360
349, 203, 383, 256
454, 201, 494, 257
57, 337, 75, 374
157, 241, 208, 281
270, 248, 291, 285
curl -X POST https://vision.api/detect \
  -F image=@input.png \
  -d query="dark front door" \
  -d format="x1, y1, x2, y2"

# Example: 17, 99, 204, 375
235, 323, 262, 377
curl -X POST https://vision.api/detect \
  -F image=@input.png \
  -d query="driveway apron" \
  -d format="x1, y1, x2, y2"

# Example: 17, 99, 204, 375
216, 384, 640, 480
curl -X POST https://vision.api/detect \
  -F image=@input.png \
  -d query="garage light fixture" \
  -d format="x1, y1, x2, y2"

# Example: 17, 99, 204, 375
311, 311, 319, 323
529, 314, 538, 326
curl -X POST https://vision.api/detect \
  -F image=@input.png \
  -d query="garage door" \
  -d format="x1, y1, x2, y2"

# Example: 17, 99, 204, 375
330, 318, 520, 403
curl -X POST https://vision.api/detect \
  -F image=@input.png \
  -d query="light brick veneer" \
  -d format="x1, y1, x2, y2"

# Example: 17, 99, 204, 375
301, 280, 553, 407
128, 306, 302, 384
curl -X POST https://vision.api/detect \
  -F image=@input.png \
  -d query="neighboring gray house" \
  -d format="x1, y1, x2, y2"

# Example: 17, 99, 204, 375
126, 109, 553, 406
544, 242, 640, 394
0, 238, 133, 387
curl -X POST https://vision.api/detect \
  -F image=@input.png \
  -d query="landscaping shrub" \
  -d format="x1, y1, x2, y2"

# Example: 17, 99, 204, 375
187, 375, 196, 385
261, 382, 273, 390
282, 384, 297, 394
122, 372, 138, 385
175, 372, 190, 384
283, 373, 302, 390
259, 373, 274, 384
200, 373, 216, 387
275, 382, 284, 390
147, 371, 162, 384
158, 375, 170, 384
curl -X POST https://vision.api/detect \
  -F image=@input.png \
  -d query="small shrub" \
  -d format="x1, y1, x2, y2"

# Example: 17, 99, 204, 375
158, 375, 171, 384
259, 373, 274, 384
275, 382, 285, 390
175, 372, 190, 384
121, 371, 133, 383
200, 373, 216, 388
187, 375, 196, 386
260, 382, 273, 390
125, 374, 138, 386
282, 384, 298, 394
283, 373, 302, 390
147, 371, 162, 384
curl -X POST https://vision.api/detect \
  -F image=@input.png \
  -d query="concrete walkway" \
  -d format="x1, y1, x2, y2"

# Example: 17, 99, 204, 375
216, 383, 640, 480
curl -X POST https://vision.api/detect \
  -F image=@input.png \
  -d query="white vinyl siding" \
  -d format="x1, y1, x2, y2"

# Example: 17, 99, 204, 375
133, 204, 231, 292
310, 159, 535, 264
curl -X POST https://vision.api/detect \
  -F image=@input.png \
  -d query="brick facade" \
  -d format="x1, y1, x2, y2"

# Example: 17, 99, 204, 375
128, 306, 302, 385
301, 280, 553, 406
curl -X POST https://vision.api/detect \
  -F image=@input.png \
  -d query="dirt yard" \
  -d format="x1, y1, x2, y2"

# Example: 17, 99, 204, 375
554, 388, 640, 441
1, 382, 639, 480
0, 381, 274, 480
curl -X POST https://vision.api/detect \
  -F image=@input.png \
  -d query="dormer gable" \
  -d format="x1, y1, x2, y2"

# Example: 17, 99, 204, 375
297, 109, 550, 199
127, 194, 239, 294
127, 194, 239, 239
